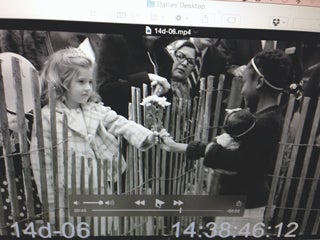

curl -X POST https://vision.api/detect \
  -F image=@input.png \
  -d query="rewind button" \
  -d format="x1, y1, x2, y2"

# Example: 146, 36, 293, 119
135, 200, 146, 206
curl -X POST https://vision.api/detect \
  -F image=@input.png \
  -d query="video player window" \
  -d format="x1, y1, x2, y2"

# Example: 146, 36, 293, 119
0, 18, 319, 239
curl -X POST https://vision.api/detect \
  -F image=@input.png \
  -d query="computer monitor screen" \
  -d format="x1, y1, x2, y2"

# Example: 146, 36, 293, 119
0, 0, 319, 239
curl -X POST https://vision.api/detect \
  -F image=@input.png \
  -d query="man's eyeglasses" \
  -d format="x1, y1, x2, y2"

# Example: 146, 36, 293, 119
174, 51, 196, 66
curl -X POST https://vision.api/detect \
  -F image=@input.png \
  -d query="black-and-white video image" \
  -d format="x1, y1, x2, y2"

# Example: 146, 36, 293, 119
0, 29, 319, 238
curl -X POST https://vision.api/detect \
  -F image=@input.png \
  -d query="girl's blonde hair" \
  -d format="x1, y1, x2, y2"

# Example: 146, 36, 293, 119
40, 48, 101, 105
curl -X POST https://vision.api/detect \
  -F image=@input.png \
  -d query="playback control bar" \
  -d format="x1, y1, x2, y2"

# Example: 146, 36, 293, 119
69, 195, 246, 217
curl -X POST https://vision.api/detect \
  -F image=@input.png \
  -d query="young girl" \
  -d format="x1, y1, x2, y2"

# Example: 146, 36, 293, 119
30, 48, 157, 221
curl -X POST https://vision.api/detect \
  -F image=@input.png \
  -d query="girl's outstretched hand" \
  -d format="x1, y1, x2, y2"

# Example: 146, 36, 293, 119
159, 129, 187, 153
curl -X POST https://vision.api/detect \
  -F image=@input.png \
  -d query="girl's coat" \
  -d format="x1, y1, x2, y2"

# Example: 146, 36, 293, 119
31, 101, 153, 204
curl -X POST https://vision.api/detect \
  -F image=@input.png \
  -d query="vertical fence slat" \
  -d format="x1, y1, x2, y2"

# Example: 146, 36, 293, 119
312, 196, 320, 235
80, 156, 86, 225
71, 153, 78, 229
134, 89, 142, 235
211, 74, 224, 139
0, 184, 7, 235
127, 143, 133, 193
135, 88, 143, 196
117, 136, 123, 195
12, 57, 36, 221
299, 97, 320, 234
194, 79, 206, 195
301, 151, 320, 234
202, 75, 214, 142
227, 76, 242, 109
154, 144, 161, 195
0, 61, 20, 223
96, 157, 102, 235
117, 138, 124, 235
277, 97, 310, 221
110, 155, 116, 235
30, 68, 49, 223
180, 98, 189, 195
169, 97, 177, 195
131, 87, 139, 195
0, 61, 10, 235
175, 99, 183, 195
62, 114, 68, 224
161, 102, 171, 195
265, 95, 296, 223
172, 98, 179, 195
130, 87, 140, 235
290, 97, 320, 222
48, 85, 59, 228
103, 156, 109, 235
198, 76, 214, 194
88, 158, 94, 234
142, 84, 150, 193
195, 78, 206, 141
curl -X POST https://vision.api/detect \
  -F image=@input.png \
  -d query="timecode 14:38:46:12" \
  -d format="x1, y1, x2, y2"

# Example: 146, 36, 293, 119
172, 221, 299, 238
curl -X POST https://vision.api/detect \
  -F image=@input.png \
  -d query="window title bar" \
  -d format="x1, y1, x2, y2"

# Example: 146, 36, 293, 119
1, 0, 319, 33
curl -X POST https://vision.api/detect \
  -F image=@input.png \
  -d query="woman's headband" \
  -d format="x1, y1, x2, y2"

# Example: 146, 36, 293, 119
251, 58, 284, 91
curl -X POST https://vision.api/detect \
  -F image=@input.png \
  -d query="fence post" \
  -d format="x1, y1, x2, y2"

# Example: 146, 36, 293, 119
277, 97, 310, 222
299, 97, 320, 234
265, 95, 296, 224
12, 57, 36, 221
62, 114, 68, 224
290, 97, 320, 222
0, 60, 15, 235
211, 74, 225, 139
30, 68, 49, 223
227, 76, 242, 109
48, 84, 60, 228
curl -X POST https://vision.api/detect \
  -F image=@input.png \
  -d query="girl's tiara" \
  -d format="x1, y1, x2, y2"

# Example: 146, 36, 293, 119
64, 48, 87, 59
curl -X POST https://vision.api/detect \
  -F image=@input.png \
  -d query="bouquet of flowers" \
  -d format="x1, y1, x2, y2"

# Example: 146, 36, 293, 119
140, 95, 171, 132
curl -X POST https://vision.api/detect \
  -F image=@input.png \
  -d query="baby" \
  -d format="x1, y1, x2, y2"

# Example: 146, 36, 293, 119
161, 108, 256, 160
212, 108, 256, 151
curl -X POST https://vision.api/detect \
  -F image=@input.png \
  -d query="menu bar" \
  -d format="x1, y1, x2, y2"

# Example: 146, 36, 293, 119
209, 0, 320, 8
0, 0, 319, 33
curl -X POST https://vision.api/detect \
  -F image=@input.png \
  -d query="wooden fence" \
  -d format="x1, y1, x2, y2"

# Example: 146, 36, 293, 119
0, 56, 319, 237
